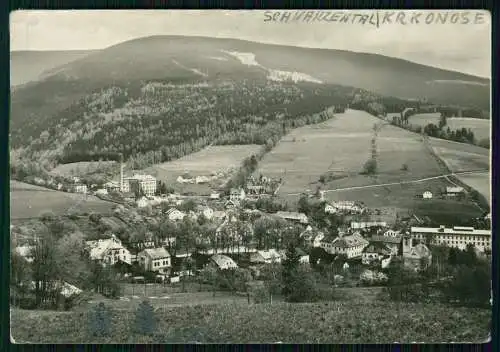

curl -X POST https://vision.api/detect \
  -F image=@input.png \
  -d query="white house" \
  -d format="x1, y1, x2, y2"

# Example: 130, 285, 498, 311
196, 176, 211, 184
95, 188, 108, 196
210, 192, 221, 199
325, 204, 337, 214
208, 254, 238, 270
86, 235, 132, 266
137, 247, 172, 274
230, 188, 246, 202
423, 191, 433, 199
250, 249, 282, 264
350, 221, 387, 230
73, 184, 88, 194
197, 206, 214, 220
166, 208, 186, 221
446, 186, 465, 196
137, 197, 149, 208
275, 211, 308, 225
14, 245, 35, 263
321, 233, 369, 259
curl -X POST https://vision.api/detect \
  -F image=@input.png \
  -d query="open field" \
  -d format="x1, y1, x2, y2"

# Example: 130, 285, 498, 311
11, 300, 490, 343
408, 112, 441, 126
446, 117, 490, 141
143, 144, 261, 181
10, 180, 56, 192
10, 182, 115, 219
259, 109, 445, 195
429, 138, 489, 173
50, 161, 117, 177
455, 172, 491, 206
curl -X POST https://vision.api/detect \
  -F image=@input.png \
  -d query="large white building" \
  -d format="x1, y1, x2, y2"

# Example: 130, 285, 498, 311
320, 233, 369, 259
85, 235, 132, 266
410, 226, 491, 252
122, 174, 157, 196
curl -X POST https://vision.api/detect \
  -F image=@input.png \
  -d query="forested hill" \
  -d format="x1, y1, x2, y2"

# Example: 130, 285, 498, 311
10, 36, 490, 169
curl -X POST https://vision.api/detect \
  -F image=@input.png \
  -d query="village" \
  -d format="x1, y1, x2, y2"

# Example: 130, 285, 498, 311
11, 166, 492, 305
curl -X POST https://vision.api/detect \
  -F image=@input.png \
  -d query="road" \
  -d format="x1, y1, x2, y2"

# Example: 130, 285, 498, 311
282, 169, 489, 196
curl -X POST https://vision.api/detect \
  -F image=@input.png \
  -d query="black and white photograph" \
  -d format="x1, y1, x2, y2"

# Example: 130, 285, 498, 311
9, 9, 492, 343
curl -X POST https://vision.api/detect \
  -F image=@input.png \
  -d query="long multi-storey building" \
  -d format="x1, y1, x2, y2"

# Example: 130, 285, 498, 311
410, 226, 491, 252
122, 174, 157, 196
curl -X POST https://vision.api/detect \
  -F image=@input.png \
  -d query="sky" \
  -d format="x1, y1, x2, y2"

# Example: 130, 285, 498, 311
10, 10, 491, 78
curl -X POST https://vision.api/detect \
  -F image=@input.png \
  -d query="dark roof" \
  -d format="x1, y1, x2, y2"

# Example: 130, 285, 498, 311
371, 235, 402, 244
363, 242, 392, 255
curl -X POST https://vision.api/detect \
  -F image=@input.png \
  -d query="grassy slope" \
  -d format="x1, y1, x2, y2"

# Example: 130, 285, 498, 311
10, 50, 95, 87
10, 181, 115, 219
259, 109, 445, 194
11, 301, 490, 343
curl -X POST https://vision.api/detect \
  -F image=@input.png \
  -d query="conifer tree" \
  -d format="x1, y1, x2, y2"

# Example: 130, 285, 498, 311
88, 302, 112, 338
134, 300, 157, 335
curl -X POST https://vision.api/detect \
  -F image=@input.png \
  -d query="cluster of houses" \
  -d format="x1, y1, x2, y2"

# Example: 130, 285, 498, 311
324, 200, 366, 215
245, 175, 281, 196
176, 173, 221, 185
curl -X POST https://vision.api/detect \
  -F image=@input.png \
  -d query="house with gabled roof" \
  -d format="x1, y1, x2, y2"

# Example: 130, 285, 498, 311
85, 234, 132, 266
137, 247, 172, 274
250, 249, 282, 264
362, 242, 393, 265
320, 232, 369, 259
208, 254, 238, 270
165, 208, 186, 221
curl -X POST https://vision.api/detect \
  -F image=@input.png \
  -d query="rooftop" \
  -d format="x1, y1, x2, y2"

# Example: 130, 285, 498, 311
124, 174, 157, 182
142, 247, 171, 259
411, 226, 491, 236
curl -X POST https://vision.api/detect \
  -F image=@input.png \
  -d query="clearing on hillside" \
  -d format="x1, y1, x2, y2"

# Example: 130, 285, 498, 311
259, 109, 445, 195
141, 144, 262, 194
10, 182, 115, 219
429, 138, 489, 173
50, 161, 118, 177
454, 171, 491, 206
446, 117, 490, 141
408, 112, 441, 126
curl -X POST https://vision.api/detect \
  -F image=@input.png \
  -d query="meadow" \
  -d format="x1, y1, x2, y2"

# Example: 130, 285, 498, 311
455, 172, 491, 207
258, 109, 445, 196
446, 117, 490, 141
429, 138, 489, 173
408, 112, 441, 126
10, 182, 115, 219
50, 161, 117, 177
143, 144, 262, 181
11, 300, 490, 343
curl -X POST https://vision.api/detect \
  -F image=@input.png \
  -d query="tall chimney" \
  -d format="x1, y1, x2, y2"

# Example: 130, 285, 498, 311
120, 154, 124, 193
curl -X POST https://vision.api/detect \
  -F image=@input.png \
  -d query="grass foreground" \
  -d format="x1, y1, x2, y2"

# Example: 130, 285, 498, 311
11, 301, 490, 344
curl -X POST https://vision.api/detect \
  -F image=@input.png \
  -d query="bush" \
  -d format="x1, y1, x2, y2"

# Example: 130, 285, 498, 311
87, 302, 112, 338
400, 163, 409, 171
361, 159, 377, 175
134, 300, 157, 335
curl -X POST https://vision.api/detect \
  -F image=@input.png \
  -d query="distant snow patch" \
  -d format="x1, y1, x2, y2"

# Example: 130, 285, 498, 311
221, 50, 263, 67
427, 80, 488, 87
172, 59, 208, 77
207, 56, 228, 61
267, 69, 323, 84
222, 50, 322, 84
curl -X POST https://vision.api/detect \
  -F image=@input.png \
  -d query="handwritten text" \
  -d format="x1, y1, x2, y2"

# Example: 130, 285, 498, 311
263, 11, 488, 27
